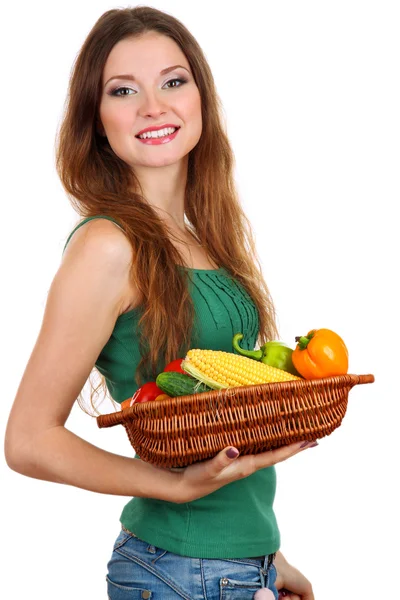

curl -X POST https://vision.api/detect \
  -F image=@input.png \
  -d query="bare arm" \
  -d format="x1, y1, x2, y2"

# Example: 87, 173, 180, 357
4, 219, 315, 504
4, 220, 181, 499
7, 422, 188, 499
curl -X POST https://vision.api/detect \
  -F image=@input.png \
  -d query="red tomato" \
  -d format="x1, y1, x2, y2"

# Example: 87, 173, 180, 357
163, 358, 185, 374
121, 382, 163, 407
132, 381, 163, 403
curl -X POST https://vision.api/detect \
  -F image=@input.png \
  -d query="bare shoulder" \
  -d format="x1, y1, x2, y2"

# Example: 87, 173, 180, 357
63, 217, 133, 268
62, 218, 140, 313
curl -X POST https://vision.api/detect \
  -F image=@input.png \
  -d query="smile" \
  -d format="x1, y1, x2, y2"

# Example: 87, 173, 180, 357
136, 127, 180, 145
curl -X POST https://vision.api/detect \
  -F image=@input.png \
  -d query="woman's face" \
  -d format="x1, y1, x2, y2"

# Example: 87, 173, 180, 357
99, 32, 202, 170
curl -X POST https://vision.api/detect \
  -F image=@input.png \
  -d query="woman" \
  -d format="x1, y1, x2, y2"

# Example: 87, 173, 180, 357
5, 6, 315, 599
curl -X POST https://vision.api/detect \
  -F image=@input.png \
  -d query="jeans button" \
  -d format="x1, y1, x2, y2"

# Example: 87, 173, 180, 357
141, 592, 151, 599
221, 578, 229, 586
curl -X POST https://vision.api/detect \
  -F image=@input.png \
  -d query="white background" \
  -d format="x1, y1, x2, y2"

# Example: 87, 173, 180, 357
1, 1, 399, 598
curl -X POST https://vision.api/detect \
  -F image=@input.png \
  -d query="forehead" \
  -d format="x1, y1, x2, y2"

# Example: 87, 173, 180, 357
102, 33, 190, 83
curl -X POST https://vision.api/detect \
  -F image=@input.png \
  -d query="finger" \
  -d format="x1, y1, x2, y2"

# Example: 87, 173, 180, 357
254, 589, 275, 599
203, 446, 240, 478
252, 440, 318, 470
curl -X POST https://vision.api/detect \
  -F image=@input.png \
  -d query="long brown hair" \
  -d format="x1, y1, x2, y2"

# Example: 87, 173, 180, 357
55, 6, 278, 415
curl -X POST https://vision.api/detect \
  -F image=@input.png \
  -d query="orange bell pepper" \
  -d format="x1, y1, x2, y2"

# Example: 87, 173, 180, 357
292, 328, 349, 379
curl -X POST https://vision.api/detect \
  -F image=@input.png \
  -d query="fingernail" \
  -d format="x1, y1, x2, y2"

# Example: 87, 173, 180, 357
308, 441, 319, 448
226, 447, 239, 459
300, 440, 311, 448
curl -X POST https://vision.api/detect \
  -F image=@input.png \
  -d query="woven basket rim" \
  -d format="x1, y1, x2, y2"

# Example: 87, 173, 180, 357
97, 373, 374, 428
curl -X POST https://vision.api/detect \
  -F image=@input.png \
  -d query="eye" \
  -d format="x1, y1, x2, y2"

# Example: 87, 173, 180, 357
164, 77, 187, 89
109, 86, 134, 97
109, 78, 187, 97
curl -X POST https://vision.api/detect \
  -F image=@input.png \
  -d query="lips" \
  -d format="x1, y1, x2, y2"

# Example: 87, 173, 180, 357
136, 127, 180, 145
135, 124, 180, 137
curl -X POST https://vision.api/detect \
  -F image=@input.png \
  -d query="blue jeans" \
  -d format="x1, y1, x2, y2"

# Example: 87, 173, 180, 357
106, 526, 279, 599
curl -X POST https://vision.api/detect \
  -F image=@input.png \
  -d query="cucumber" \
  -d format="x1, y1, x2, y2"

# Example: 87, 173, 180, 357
156, 371, 212, 397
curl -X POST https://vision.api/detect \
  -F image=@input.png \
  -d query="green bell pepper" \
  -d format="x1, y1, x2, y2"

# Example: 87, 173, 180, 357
232, 333, 301, 376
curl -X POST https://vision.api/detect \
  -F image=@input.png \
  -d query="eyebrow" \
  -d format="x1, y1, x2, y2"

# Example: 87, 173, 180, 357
104, 64, 190, 87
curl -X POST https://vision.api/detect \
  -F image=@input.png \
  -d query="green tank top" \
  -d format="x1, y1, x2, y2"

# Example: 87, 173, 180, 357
63, 215, 280, 559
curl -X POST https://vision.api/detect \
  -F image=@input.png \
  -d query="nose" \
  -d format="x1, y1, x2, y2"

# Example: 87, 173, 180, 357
138, 89, 167, 118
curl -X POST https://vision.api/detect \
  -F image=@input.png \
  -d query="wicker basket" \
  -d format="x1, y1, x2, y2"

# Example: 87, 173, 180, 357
97, 373, 374, 468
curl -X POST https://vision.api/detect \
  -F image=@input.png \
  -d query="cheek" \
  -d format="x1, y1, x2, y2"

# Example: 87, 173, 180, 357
190, 91, 202, 118
183, 92, 202, 131
100, 102, 135, 133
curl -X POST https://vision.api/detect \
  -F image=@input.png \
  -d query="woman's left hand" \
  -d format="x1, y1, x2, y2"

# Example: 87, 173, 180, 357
274, 551, 314, 600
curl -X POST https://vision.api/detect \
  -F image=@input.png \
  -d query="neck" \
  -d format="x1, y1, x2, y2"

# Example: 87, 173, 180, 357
132, 157, 188, 229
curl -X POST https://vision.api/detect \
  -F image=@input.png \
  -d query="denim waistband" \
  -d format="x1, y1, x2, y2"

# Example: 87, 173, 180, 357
249, 553, 276, 567
120, 524, 275, 567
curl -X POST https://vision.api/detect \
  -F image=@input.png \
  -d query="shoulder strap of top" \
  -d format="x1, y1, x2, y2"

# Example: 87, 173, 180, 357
62, 215, 124, 255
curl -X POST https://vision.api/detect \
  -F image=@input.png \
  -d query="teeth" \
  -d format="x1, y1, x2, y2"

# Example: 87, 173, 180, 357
138, 127, 177, 139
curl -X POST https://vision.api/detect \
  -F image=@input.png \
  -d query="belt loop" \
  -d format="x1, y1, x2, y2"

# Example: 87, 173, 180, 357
260, 562, 266, 587
260, 553, 276, 590
267, 552, 276, 569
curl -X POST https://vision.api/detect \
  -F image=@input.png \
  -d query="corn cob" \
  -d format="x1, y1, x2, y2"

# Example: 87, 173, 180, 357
181, 349, 301, 390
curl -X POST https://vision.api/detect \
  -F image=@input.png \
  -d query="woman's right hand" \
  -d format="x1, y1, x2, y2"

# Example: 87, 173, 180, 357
169, 440, 318, 503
